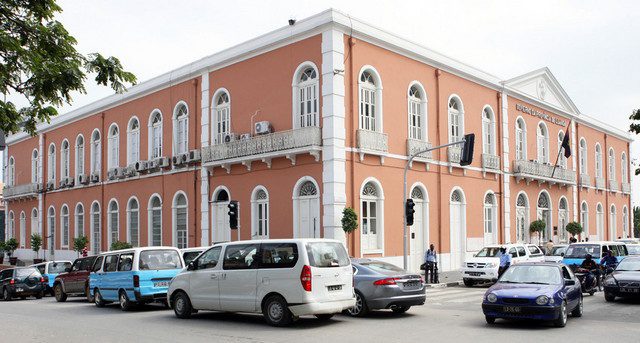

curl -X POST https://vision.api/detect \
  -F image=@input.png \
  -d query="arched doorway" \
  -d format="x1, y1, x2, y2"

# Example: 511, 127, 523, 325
409, 185, 429, 272
515, 193, 529, 243
293, 179, 320, 238
536, 192, 551, 245
449, 188, 466, 271
558, 198, 568, 243
211, 188, 231, 243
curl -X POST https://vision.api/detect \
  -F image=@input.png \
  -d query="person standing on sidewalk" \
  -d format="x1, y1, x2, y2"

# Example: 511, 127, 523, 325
424, 244, 437, 283
498, 247, 512, 278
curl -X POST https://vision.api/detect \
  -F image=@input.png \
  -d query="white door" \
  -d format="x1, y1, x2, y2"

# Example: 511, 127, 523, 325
450, 203, 463, 270
298, 198, 320, 238
219, 244, 259, 312
483, 206, 496, 245
410, 200, 424, 272
188, 246, 222, 309
213, 203, 230, 243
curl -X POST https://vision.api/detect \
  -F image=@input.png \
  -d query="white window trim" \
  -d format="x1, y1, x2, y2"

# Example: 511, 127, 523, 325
483, 191, 497, 243
481, 105, 496, 155
127, 116, 141, 165
61, 139, 70, 179
580, 202, 589, 236
74, 203, 84, 239
579, 138, 587, 174
148, 109, 163, 160
127, 197, 140, 247
621, 152, 628, 183
447, 94, 464, 143
47, 206, 56, 254
251, 186, 270, 240
7, 156, 15, 187
48, 144, 56, 182
595, 143, 602, 178
358, 65, 383, 132
148, 194, 163, 247
596, 203, 604, 240
31, 208, 40, 238
107, 199, 119, 248
19, 211, 26, 248
172, 101, 189, 156
90, 129, 101, 176
60, 205, 69, 248
292, 176, 321, 239
515, 117, 527, 161
172, 191, 188, 249
610, 204, 617, 240
515, 191, 529, 243
292, 62, 320, 129
407, 81, 428, 141
211, 88, 231, 145
537, 122, 549, 164
31, 149, 40, 184
608, 148, 616, 181
536, 190, 553, 241
75, 135, 85, 179
90, 202, 101, 254
359, 177, 385, 255
107, 124, 119, 169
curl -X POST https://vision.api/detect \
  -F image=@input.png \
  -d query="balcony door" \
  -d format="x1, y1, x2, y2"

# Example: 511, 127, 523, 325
294, 180, 320, 239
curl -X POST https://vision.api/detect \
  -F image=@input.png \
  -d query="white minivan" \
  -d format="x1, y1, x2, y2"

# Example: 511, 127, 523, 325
167, 239, 355, 326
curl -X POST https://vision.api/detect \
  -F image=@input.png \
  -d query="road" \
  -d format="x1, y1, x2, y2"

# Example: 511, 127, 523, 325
1, 285, 639, 342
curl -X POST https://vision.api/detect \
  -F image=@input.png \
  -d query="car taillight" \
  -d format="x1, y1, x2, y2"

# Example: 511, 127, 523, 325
9, 279, 15, 285
40, 277, 45, 283
300, 265, 312, 292
133, 275, 140, 288
373, 278, 399, 286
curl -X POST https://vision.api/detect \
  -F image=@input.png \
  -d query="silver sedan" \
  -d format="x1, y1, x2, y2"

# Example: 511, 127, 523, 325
347, 259, 426, 317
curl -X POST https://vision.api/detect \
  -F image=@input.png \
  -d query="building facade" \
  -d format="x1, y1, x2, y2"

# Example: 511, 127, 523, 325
2, 10, 633, 270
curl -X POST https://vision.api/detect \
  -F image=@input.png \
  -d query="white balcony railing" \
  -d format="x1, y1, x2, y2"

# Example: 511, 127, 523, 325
512, 160, 576, 185
406, 139, 432, 160
595, 177, 606, 190
356, 129, 388, 155
609, 180, 618, 192
3, 183, 39, 200
579, 174, 591, 188
448, 146, 461, 164
201, 126, 322, 166
481, 154, 500, 170
622, 182, 631, 194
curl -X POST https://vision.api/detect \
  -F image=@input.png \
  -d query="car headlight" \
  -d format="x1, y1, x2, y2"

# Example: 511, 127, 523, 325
535, 295, 549, 305
485, 262, 497, 268
486, 293, 498, 303
604, 277, 617, 286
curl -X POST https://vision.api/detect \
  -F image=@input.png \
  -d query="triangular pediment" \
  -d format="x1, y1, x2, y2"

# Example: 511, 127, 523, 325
503, 68, 580, 115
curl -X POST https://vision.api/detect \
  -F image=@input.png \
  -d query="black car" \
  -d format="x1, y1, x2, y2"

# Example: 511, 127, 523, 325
603, 256, 640, 302
1, 267, 47, 301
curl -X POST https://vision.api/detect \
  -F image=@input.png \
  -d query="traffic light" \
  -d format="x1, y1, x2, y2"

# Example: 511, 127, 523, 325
405, 199, 416, 226
227, 200, 239, 229
460, 133, 475, 166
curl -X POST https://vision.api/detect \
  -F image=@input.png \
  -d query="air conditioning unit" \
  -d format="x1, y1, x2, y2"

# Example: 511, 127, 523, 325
135, 160, 148, 172
79, 174, 89, 185
59, 179, 67, 188
254, 121, 272, 135
147, 159, 159, 170
115, 167, 126, 179
172, 154, 187, 166
187, 149, 201, 163
125, 165, 137, 177
90, 173, 100, 183
157, 157, 170, 168
239, 133, 251, 141
107, 168, 117, 180
223, 133, 237, 143
65, 177, 75, 187
46, 181, 55, 191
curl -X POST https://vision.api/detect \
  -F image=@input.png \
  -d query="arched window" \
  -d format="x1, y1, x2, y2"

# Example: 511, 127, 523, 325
31, 208, 39, 238
91, 130, 101, 176
108, 200, 119, 247
107, 124, 119, 169
361, 180, 383, 252
211, 188, 231, 243
483, 192, 496, 244
75, 203, 84, 239
8, 211, 15, 239
448, 96, 464, 143
359, 69, 382, 132
408, 83, 427, 140
61, 205, 69, 248
173, 102, 189, 155
48, 144, 56, 182
91, 202, 101, 254
173, 192, 188, 249
7, 156, 15, 186
537, 122, 549, 164
19, 211, 26, 248
515, 117, 527, 160
579, 138, 587, 174
61, 139, 70, 179
252, 187, 270, 239
515, 193, 529, 243
608, 148, 615, 181
213, 91, 230, 144
596, 203, 604, 240
610, 205, 617, 240
482, 107, 496, 155
31, 149, 39, 183
127, 117, 140, 165
621, 152, 628, 183
595, 143, 602, 178
127, 198, 139, 247
580, 202, 589, 237
557, 131, 566, 168
558, 197, 568, 242
149, 110, 163, 159
536, 192, 551, 242
623, 206, 629, 238
294, 65, 319, 128
47, 207, 55, 254
148, 195, 162, 246
75, 135, 84, 178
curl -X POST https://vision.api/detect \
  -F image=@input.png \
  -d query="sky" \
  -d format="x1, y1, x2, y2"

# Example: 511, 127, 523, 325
3, 0, 640, 202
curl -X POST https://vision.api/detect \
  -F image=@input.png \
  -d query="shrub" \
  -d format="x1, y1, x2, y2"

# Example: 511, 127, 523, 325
341, 207, 358, 234
5, 238, 19, 256
74, 235, 89, 255
30, 233, 43, 255
529, 220, 546, 242
110, 241, 133, 251
565, 221, 583, 238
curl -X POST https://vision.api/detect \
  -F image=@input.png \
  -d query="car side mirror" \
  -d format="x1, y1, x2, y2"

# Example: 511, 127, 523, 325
565, 279, 576, 286
187, 261, 196, 271
560, 253, 565, 257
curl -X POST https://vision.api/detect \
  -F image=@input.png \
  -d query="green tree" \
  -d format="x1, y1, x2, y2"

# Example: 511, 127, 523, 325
5, 238, 19, 256
1, 0, 136, 135
30, 233, 43, 258
73, 235, 89, 256
341, 207, 358, 234
110, 241, 133, 251
629, 109, 640, 175
565, 222, 583, 238
529, 220, 546, 243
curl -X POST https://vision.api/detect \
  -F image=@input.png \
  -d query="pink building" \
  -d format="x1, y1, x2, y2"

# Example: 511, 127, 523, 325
2, 10, 633, 271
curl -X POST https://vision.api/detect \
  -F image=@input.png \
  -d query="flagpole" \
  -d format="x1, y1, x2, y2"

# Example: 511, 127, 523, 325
550, 119, 573, 179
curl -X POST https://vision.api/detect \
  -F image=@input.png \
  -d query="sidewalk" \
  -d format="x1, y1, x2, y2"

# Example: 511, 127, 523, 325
421, 270, 462, 288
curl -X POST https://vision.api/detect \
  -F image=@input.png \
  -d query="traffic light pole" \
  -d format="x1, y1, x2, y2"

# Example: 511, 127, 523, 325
403, 138, 467, 271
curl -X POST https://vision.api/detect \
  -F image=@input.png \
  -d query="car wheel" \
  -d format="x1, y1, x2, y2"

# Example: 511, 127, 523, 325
485, 316, 496, 324
346, 291, 369, 317
54, 284, 67, 302
119, 291, 134, 311
463, 278, 475, 287
85, 284, 94, 303
604, 292, 616, 302
3, 288, 11, 301
315, 314, 334, 321
391, 306, 410, 314
35, 291, 43, 300
173, 292, 193, 319
94, 289, 106, 308
262, 295, 294, 327
553, 300, 567, 328
571, 296, 583, 317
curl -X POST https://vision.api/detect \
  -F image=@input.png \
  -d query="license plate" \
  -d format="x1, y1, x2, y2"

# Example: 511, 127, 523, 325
153, 281, 169, 288
467, 272, 483, 276
620, 288, 639, 293
503, 306, 521, 313
327, 285, 342, 291
16, 288, 23, 292
404, 281, 420, 288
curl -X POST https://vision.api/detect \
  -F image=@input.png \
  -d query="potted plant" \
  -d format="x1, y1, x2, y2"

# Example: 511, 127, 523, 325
110, 241, 133, 251
565, 221, 583, 240
341, 207, 358, 234
31, 233, 43, 263
5, 238, 19, 265
529, 220, 546, 245
73, 235, 89, 257
0, 241, 5, 264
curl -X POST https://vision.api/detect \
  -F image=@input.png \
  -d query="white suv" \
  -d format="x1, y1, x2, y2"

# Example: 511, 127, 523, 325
462, 243, 544, 286
167, 239, 355, 326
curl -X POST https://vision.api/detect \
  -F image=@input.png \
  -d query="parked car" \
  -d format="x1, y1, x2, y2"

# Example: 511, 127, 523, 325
626, 245, 640, 256
52, 256, 98, 302
545, 245, 568, 263
90, 247, 184, 311
167, 239, 355, 327
31, 260, 72, 295
347, 258, 425, 317
482, 262, 582, 327
180, 247, 207, 265
615, 238, 639, 245
462, 243, 545, 286
603, 256, 640, 302
562, 241, 629, 267
1, 267, 47, 300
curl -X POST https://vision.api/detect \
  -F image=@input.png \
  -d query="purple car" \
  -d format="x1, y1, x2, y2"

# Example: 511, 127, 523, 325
482, 262, 583, 327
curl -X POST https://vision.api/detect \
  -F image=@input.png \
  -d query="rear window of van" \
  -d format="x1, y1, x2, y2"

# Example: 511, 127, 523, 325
306, 242, 349, 268
139, 250, 182, 270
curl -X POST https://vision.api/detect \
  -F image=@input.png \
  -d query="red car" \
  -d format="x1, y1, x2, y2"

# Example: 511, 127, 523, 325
53, 256, 97, 302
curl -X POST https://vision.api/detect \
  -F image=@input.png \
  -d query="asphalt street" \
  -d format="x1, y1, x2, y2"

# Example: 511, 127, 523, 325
1, 285, 639, 343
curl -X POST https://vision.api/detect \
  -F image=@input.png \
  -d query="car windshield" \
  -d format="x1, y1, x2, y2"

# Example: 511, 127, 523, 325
139, 250, 182, 270
499, 265, 562, 285
564, 245, 601, 259
306, 242, 350, 268
616, 259, 640, 271
626, 245, 640, 255
183, 251, 203, 265
475, 247, 501, 257
548, 246, 567, 257
360, 261, 405, 273
15, 268, 41, 280
48, 262, 71, 274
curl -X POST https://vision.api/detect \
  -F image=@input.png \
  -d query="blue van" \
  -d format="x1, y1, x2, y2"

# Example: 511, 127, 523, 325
31, 261, 72, 295
89, 247, 184, 311
562, 241, 629, 267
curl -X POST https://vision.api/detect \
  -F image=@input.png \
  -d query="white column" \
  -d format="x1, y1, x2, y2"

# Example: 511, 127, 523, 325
3, 145, 8, 241
321, 29, 347, 244
200, 72, 210, 246
38, 134, 44, 236
571, 120, 578, 222
501, 91, 511, 243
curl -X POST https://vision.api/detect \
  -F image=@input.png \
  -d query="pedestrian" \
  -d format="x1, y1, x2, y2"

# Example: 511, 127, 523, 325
585, 237, 589, 242
424, 244, 437, 283
545, 239, 554, 254
498, 247, 512, 278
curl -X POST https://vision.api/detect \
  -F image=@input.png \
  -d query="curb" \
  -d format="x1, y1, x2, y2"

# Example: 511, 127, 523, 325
424, 281, 462, 288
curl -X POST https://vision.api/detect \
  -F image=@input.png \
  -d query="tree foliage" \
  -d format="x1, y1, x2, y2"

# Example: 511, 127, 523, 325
4, 238, 19, 256
30, 233, 42, 253
110, 241, 133, 251
629, 109, 640, 175
634, 206, 640, 238
341, 207, 358, 234
565, 222, 583, 238
1, 0, 137, 135
73, 235, 89, 255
